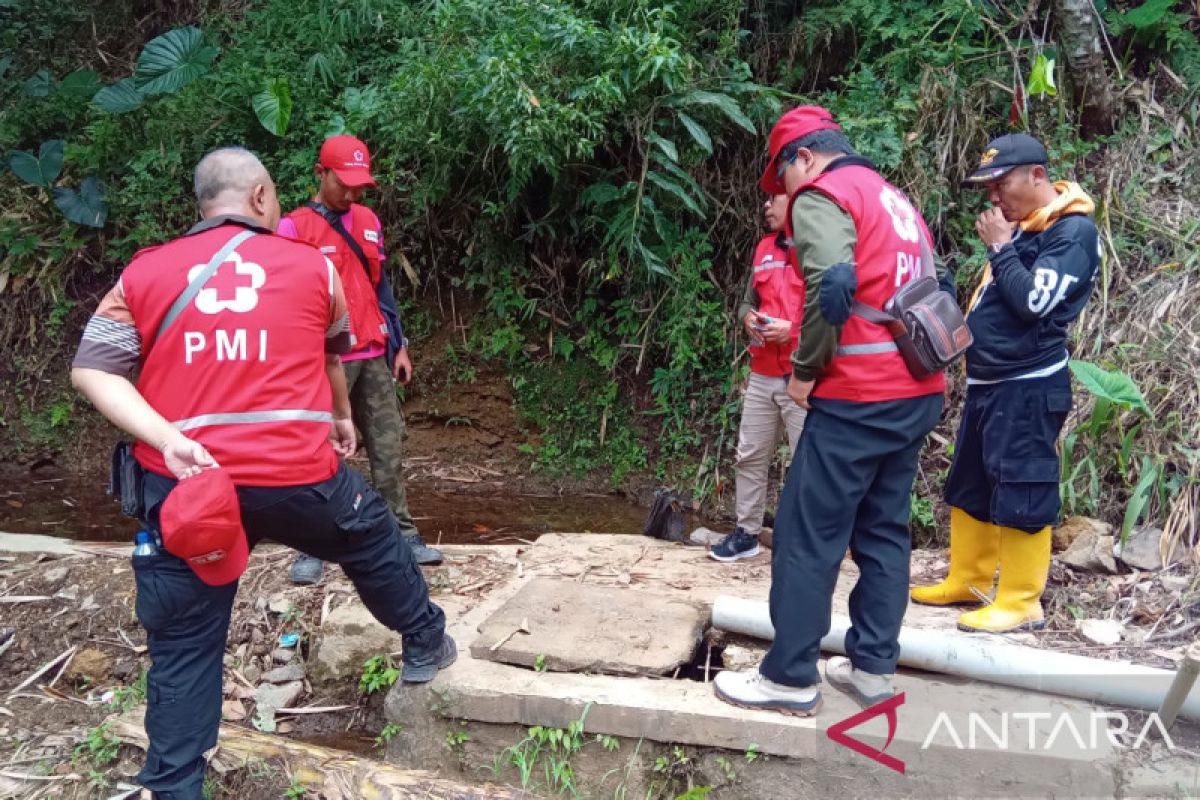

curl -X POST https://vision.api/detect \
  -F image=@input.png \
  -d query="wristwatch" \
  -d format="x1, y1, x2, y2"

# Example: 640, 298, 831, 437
988, 242, 1007, 256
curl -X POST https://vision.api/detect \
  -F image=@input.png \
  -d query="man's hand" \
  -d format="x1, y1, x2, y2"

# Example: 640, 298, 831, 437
392, 347, 413, 385
743, 312, 765, 346
329, 417, 356, 458
161, 432, 217, 479
976, 207, 1014, 249
787, 375, 815, 410
761, 317, 792, 345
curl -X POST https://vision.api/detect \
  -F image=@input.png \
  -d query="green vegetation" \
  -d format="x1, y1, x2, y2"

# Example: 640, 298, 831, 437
73, 721, 120, 768
358, 653, 400, 695
374, 722, 403, 753
495, 705, 602, 796
1, 0, 1196, 538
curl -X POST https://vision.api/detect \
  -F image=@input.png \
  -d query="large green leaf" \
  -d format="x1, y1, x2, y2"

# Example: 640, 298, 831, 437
93, 78, 145, 113
60, 69, 101, 98
252, 78, 293, 136
1120, 457, 1160, 545
7, 139, 64, 187
645, 132, 677, 163
646, 170, 703, 216
52, 176, 107, 228
1120, 0, 1175, 29
676, 112, 712, 155
21, 69, 52, 97
1069, 359, 1153, 417
133, 26, 218, 96
672, 90, 756, 134
1026, 53, 1057, 98
324, 113, 348, 139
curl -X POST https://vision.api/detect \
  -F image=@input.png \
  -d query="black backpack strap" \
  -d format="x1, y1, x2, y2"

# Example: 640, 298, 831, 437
155, 229, 257, 344
306, 201, 372, 278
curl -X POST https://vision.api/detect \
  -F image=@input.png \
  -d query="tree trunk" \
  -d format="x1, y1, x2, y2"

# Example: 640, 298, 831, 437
1053, 0, 1117, 137
110, 708, 529, 800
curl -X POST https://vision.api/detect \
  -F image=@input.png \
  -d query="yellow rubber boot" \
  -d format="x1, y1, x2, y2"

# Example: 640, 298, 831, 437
910, 507, 999, 606
957, 525, 1051, 633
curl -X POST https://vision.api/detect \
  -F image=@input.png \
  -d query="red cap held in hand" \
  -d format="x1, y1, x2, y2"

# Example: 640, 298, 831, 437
160, 467, 248, 586
319, 134, 377, 188
760, 106, 841, 194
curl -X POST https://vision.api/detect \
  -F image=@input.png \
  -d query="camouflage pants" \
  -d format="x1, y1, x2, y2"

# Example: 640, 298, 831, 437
343, 355, 421, 540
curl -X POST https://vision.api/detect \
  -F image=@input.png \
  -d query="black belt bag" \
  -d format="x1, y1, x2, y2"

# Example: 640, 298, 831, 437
109, 441, 145, 519
851, 236, 973, 379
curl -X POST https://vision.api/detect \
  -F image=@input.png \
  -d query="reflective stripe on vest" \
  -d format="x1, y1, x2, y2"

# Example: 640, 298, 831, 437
173, 409, 334, 431
835, 341, 899, 356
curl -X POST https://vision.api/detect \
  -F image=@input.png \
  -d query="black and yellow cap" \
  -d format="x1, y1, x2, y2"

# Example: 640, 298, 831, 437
964, 133, 1047, 185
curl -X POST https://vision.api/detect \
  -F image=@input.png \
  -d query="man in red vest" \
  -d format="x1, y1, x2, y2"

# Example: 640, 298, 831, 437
71, 147, 454, 799
706, 193, 806, 562
279, 135, 442, 584
714, 107, 944, 715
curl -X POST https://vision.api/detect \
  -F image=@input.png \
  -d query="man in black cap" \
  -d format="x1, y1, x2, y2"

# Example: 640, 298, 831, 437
911, 133, 1100, 632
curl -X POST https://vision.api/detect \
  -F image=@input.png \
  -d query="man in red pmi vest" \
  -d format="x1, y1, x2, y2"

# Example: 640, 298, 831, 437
706, 193, 806, 562
714, 107, 944, 715
279, 135, 443, 584
71, 148, 454, 798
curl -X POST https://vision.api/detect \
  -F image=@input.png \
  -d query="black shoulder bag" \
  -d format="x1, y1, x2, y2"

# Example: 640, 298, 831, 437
850, 236, 973, 379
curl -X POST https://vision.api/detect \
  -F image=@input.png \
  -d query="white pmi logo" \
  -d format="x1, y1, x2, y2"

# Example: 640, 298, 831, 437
190, 253, 266, 314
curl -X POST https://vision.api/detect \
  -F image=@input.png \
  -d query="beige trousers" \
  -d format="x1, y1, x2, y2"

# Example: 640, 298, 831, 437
734, 372, 807, 536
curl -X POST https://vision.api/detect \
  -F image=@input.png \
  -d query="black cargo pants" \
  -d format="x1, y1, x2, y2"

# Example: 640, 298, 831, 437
132, 464, 444, 799
943, 369, 1072, 532
759, 392, 943, 687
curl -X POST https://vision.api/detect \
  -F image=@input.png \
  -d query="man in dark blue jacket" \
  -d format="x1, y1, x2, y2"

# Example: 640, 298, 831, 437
911, 133, 1100, 632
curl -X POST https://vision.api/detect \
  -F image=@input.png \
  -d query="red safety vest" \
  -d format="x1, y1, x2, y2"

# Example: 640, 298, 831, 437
748, 234, 804, 377
788, 163, 945, 402
286, 204, 387, 353
126, 223, 340, 486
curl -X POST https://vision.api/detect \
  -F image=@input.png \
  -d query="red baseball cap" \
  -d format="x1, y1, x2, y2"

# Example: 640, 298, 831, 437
160, 468, 248, 586
318, 134, 377, 188
760, 106, 842, 194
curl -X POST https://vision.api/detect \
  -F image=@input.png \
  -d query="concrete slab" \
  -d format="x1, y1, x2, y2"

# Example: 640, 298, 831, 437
379, 533, 1153, 795
469, 577, 706, 676
519, 533, 969, 633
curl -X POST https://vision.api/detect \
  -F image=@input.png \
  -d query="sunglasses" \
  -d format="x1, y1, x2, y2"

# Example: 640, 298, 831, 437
776, 149, 804, 180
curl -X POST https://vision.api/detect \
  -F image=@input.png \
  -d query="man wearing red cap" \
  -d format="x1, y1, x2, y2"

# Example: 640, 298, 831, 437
713, 107, 945, 715
279, 134, 443, 584
704, 193, 806, 562
71, 147, 454, 799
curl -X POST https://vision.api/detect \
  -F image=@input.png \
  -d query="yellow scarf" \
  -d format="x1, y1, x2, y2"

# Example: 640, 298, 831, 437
967, 182, 1095, 312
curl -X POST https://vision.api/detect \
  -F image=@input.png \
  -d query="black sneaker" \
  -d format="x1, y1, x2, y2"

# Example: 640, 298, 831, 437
709, 528, 761, 562
401, 633, 457, 683
289, 553, 325, 585
404, 535, 444, 566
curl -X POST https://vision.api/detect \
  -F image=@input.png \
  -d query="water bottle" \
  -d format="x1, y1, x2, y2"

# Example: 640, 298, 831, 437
133, 530, 158, 556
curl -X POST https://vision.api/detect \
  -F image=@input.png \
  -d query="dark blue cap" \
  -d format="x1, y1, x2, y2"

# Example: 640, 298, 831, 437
964, 133, 1047, 184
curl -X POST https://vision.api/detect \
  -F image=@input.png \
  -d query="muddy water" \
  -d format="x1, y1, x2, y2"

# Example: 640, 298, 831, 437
0, 468, 695, 544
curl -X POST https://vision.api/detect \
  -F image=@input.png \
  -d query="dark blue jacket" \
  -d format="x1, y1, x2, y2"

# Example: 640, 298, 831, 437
966, 213, 1099, 381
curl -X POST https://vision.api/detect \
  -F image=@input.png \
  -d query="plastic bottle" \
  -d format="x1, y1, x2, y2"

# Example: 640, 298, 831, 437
133, 530, 157, 556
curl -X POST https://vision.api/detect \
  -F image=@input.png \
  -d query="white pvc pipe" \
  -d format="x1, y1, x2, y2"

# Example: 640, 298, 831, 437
712, 595, 1200, 721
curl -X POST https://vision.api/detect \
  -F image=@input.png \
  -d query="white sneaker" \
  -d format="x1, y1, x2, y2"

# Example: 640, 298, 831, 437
824, 656, 895, 707
713, 669, 822, 716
